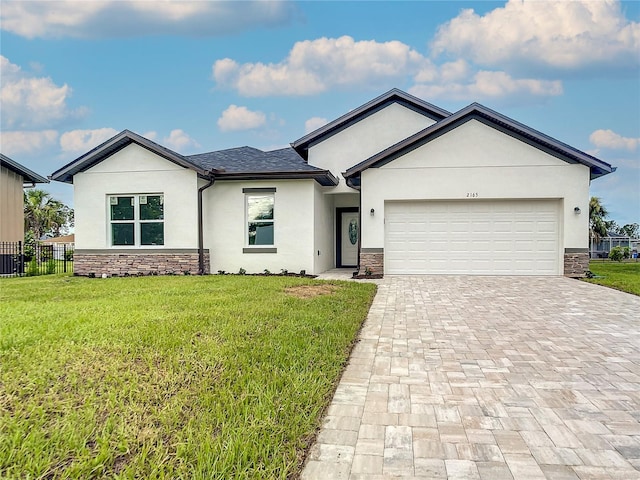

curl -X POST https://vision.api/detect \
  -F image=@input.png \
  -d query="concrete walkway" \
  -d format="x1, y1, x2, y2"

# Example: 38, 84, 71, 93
302, 276, 640, 479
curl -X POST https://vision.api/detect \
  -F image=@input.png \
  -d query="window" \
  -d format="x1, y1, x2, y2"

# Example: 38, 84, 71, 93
246, 193, 274, 246
109, 194, 164, 246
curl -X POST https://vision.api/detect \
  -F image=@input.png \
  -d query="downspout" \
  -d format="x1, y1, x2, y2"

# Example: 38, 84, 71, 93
198, 172, 216, 275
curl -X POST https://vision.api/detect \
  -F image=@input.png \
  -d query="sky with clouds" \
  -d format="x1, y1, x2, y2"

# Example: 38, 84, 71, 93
1, 0, 638, 225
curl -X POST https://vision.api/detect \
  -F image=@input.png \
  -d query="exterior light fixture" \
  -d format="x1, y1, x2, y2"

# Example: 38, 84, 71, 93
574, 207, 581, 214
370, 208, 375, 216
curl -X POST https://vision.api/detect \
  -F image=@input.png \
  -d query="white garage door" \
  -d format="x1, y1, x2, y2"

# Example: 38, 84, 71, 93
385, 200, 560, 275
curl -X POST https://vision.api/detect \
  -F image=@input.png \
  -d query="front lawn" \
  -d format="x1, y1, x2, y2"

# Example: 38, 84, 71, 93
0, 274, 376, 479
585, 261, 640, 296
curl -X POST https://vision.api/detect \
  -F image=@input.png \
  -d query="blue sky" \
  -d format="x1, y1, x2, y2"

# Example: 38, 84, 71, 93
1, 0, 639, 226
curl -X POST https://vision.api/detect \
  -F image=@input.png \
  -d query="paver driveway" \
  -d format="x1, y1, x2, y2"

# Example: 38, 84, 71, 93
302, 276, 640, 480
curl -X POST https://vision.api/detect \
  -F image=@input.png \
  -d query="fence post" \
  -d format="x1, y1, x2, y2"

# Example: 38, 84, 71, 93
63, 244, 67, 273
18, 240, 23, 276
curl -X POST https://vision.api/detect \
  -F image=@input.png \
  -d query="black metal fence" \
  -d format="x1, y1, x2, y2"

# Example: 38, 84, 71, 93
0, 241, 74, 277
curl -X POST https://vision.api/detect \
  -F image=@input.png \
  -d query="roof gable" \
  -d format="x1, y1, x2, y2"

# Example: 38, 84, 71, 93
291, 88, 451, 160
50, 130, 207, 183
0, 154, 49, 184
344, 103, 614, 181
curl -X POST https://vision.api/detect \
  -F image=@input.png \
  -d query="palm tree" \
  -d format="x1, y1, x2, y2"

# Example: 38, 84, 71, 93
24, 189, 74, 240
589, 196, 609, 253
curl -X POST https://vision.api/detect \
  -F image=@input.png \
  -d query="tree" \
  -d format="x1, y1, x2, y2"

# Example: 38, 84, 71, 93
619, 223, 639, 238
24, 189, 74, 240
589, 196, 609, 245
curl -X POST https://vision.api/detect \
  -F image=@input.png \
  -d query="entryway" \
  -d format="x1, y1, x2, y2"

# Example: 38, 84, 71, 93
336, 207, 359, 268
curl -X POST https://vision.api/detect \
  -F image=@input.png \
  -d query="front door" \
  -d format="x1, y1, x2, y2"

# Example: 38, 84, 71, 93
337, 208, 359, 267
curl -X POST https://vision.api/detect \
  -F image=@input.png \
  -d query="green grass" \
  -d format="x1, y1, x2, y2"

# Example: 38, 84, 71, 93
585, 261, 640, 296
0, 275, 376, 479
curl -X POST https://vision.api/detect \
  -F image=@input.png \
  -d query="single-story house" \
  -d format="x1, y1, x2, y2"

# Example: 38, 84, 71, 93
1, 153, 49, 243
50, 89, 614, 277
42, 234, 75, 260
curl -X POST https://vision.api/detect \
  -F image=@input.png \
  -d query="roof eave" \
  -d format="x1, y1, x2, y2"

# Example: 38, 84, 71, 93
343, 103, 615, 180
50, 130, 207, 183
0, 153, 49, 184
215, 170, 339, 186
291, 89, 451, 159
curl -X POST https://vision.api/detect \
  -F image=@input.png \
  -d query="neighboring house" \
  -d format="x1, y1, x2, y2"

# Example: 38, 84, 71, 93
591, 232, 639, 258
50, 89, 614, 277
42, 234, 75, 260
1, 153, 49, 243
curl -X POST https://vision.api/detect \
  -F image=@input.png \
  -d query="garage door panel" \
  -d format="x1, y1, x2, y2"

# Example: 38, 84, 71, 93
385, 200, 560, 275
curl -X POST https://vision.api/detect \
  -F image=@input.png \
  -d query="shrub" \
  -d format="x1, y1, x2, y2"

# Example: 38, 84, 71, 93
64, 249, 74, 262
238, 267, 246, 275
46, 259, 56, 274
26, 258, 39, 276
623, 246, 631, 259
609, 246, 624, 262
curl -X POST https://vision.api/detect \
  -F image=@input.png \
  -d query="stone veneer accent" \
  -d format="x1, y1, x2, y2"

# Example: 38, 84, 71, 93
359, 248, 384, 276
74, 249, 209, 276
564, 249, 589, 277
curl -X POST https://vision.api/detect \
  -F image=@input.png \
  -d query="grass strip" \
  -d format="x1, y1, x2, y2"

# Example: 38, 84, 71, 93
0, 274, 376, 479
584, 261, 640, 296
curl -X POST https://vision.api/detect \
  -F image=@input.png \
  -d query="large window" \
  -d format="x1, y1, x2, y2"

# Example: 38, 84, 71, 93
109, 194, 164, 246
246, 193, 274, 246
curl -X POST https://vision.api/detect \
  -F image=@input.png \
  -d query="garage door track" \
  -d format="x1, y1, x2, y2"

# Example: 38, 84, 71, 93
302, 276, 640, 479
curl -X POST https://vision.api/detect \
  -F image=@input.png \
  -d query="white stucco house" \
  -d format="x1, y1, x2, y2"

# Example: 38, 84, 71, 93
50, 89, 614, 277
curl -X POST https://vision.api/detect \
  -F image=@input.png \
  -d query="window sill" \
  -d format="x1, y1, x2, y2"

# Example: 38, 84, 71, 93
243, 247, 277, 254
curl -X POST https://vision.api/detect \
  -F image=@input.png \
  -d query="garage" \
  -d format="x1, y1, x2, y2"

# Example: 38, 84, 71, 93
385, 199, 560, 275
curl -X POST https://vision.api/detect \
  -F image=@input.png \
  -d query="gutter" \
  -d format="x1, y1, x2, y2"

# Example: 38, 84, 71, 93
198, 172, 216, 275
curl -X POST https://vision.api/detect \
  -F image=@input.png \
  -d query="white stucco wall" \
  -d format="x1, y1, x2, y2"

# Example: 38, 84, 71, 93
361, 119, 590, 250
74, 143, 199, 249
203, 179, 318, 274
313, 184, 335, 274
308, 102, 436, 193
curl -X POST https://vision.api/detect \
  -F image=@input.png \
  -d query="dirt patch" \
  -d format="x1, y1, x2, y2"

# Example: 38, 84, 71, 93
285, 284, 339, 299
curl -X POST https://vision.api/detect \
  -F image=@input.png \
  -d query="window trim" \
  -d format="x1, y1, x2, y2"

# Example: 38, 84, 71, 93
244, 190, 276, 252
108, 194, 165, 248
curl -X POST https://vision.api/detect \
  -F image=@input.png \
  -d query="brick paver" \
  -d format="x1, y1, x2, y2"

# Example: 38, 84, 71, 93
302, 276, 640, 479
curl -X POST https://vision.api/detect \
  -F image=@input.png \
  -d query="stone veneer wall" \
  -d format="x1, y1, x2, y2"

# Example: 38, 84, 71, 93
359, 249, 384, 276
564, 249, 589, 277
74, 250, 209, 276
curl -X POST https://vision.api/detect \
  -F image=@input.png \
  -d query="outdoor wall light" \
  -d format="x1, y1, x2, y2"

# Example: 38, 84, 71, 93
370, 208, 375, 216
574, 207, 581, 214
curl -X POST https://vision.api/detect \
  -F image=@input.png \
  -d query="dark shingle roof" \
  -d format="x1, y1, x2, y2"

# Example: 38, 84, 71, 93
1, 153, 49, 183
187, 146, 338, 186
187, 146, 321, 173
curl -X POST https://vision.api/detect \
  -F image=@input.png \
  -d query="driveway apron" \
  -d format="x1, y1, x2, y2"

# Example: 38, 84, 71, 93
302, 275, 640, 479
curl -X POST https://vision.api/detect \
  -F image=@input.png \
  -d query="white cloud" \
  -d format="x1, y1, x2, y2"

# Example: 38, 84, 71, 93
213, 35, 429, 96
0, 1, 296, 39
213, 35, 563, 104
60, 128, 118, 153
410, 70, 562, 102
143, 131, 158, 141
163, 129, 200, 151
0, 130, 58, 156
217, 105, 267, 132
0, 56, 85, 129
305, 117, 328, 134
590, 129, 639, 152
431, 0, 640, 72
